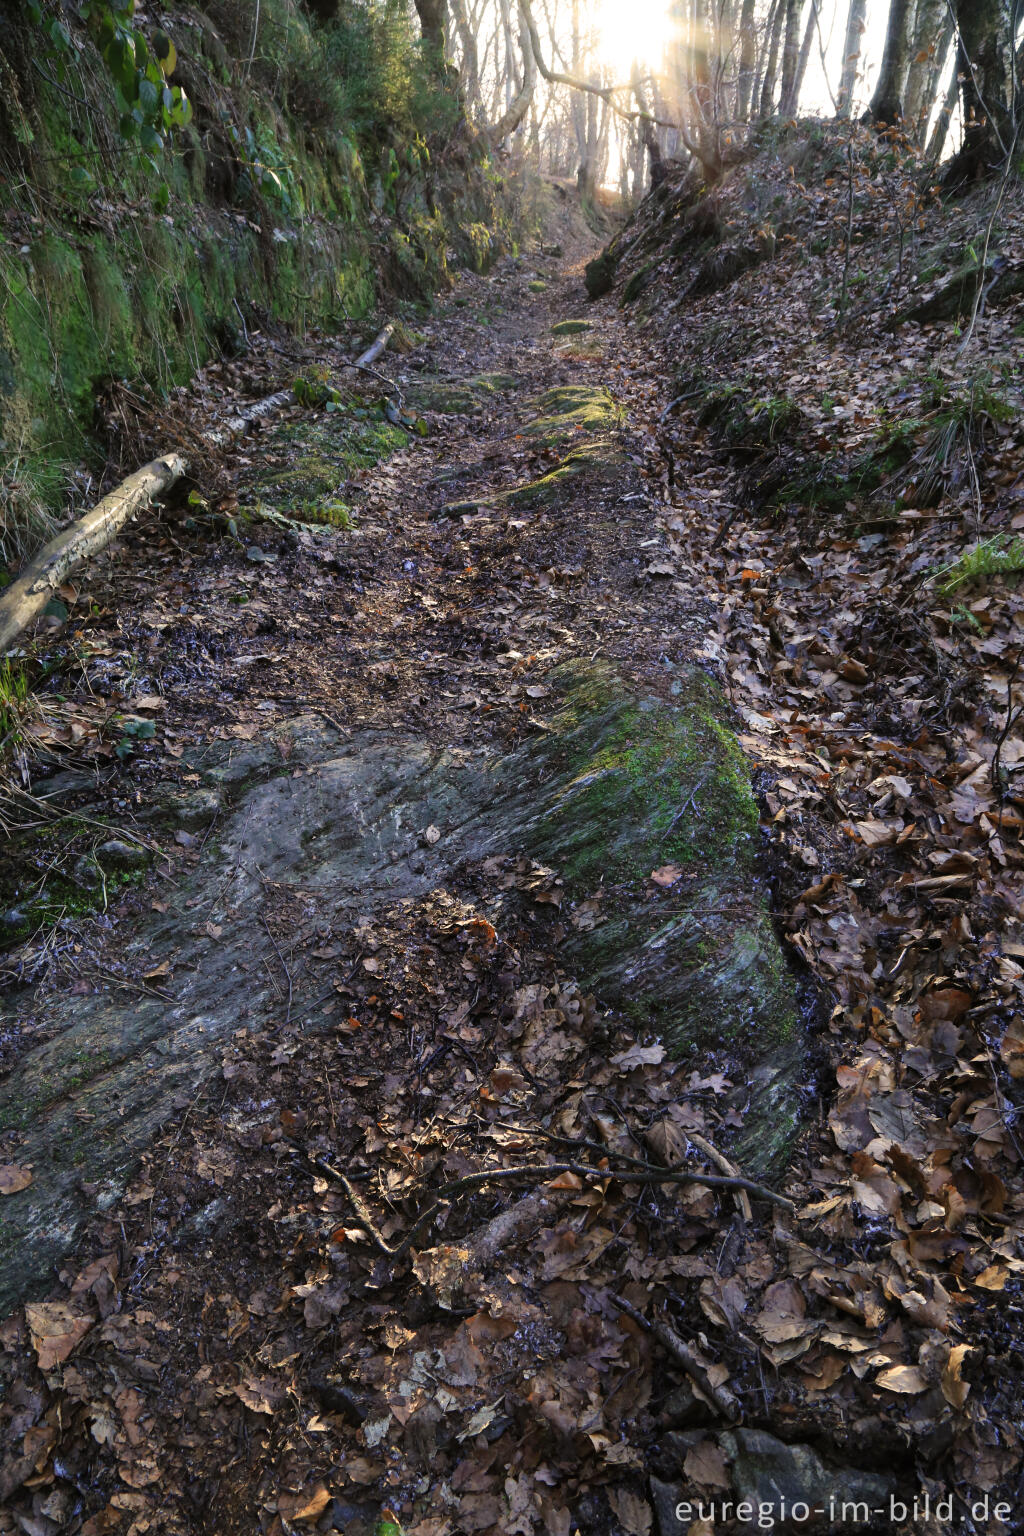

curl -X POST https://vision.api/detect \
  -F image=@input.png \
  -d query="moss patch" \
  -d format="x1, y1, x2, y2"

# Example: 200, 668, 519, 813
245, 412, 407, 517
551, 318, 592, 335
408, 372, 518, 417
498, 438, 624, 508
505, 662, 801, 1168
521, 385, 621, 447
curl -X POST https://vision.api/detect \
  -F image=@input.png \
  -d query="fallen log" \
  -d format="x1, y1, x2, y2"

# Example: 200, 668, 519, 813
354, 323, 394, 369
203, 389, 294, 449
0, 454, 186, 655
203, 324, 398, 447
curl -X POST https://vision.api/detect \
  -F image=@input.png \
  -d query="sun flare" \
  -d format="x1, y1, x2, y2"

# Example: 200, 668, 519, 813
592, 0, 674, 71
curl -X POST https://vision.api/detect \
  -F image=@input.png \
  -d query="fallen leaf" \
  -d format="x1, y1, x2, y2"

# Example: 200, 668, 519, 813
0, 1164, 32, 1195
607, 1488, 653, 1535
25, 1301, 93, 1369
610, 1043, 665, 1070
875, 1364, 928, 1394
279, 1486, 331, 1523
941, 1344, 971, 1409
683, 1439, 731, 1488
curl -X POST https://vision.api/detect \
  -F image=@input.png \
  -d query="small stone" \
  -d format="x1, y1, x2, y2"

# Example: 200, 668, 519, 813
649, 1476, 685, 1536
164, 788, 221, 830
73, 855, 101, 887
96, 839, 150, 872
660, 1382, 709, 1425
720, 1427, 896, 1523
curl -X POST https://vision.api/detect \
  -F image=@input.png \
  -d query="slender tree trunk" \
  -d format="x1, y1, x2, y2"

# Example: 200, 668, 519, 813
759, 0, 786, 117
903, 1, 951, 139
783, 0, 816, 115
736, 0, 758, 120
778, 0, 805, 116
486, 0, 537, 141
837, 0, 868, 116
927, 55, 960, 158
868, 0, 913, 122
448, 0, 480, 111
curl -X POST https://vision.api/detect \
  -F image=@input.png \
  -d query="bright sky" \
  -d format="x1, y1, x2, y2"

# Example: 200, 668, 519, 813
592, 0, 896, 117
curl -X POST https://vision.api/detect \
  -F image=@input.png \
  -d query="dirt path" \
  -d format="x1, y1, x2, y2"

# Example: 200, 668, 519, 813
0, 223, 924, 1535
0, 231, 800, 1532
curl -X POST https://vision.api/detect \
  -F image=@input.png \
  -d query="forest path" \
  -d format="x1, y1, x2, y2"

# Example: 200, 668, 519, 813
0, 224, 845, 1536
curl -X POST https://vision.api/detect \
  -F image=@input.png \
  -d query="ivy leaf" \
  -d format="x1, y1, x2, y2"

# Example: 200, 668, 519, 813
152, 30, 177, 76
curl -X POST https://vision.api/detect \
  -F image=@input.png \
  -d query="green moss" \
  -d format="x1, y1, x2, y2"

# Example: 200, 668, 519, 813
408, 379, 483, 415
535, 674, 757, 886
528, 279, 548, 293
507, 662, 801, 1155
551, 318, 592, 335
522, 384, 620, 447
585, 248, 618, 299
621, 262, 655, 303
246, 413, 407, 516
471, 373, 518, 393
498, 438, 623, 508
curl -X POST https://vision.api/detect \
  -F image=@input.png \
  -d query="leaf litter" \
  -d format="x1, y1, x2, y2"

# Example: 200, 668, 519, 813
3, 138, 1024, 1532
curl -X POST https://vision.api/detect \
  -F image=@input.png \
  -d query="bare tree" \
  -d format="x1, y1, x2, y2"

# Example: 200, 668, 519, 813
836, 0, 868, 116
868, 0, 913, 122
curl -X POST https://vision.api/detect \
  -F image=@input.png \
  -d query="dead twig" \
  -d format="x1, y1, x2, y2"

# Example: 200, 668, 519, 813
609, 1293, 740, 1421
509, 1125, 793, 1210
260, 914, 294, 1027
292, 1149, 794, 1263
660, 774, 708, 842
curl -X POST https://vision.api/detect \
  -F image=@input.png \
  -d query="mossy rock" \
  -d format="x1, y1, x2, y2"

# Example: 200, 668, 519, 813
246, 414, 407, 511
497, 439, 624, 509
489, 662, 802, 1167
585, 248, 618, 299
621, 262, 656, 303
551, 319, 592, 335
408, 372, 518, 417
528, 279, 548, 293
407, 379, 483, 416
893, 258, 1024, 327
472, 373, 518, 393
521, 384, 621, 447
0, 667, 800, 1308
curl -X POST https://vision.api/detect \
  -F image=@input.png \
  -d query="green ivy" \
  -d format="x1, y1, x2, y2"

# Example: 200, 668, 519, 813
26, 0, 192, 189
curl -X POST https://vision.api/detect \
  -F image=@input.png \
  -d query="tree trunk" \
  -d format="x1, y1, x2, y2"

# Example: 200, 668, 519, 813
413, 0, 448, 63
868, 0, 913, 122
486, 0, 536, 141
903, 0, 952, 142
836, 0, 867, 116
0, 457, 186, 655
778, 0, 805, 117
448, 0, 480, 111
758, 0, 786, 117
927, 53, 960, 158
782, 0, 816, 115
736, 0, 758, 120
944, 0, 1014, 185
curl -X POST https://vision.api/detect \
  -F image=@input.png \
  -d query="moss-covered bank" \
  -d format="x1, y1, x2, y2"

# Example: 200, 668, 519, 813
0, 0, 528, 563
